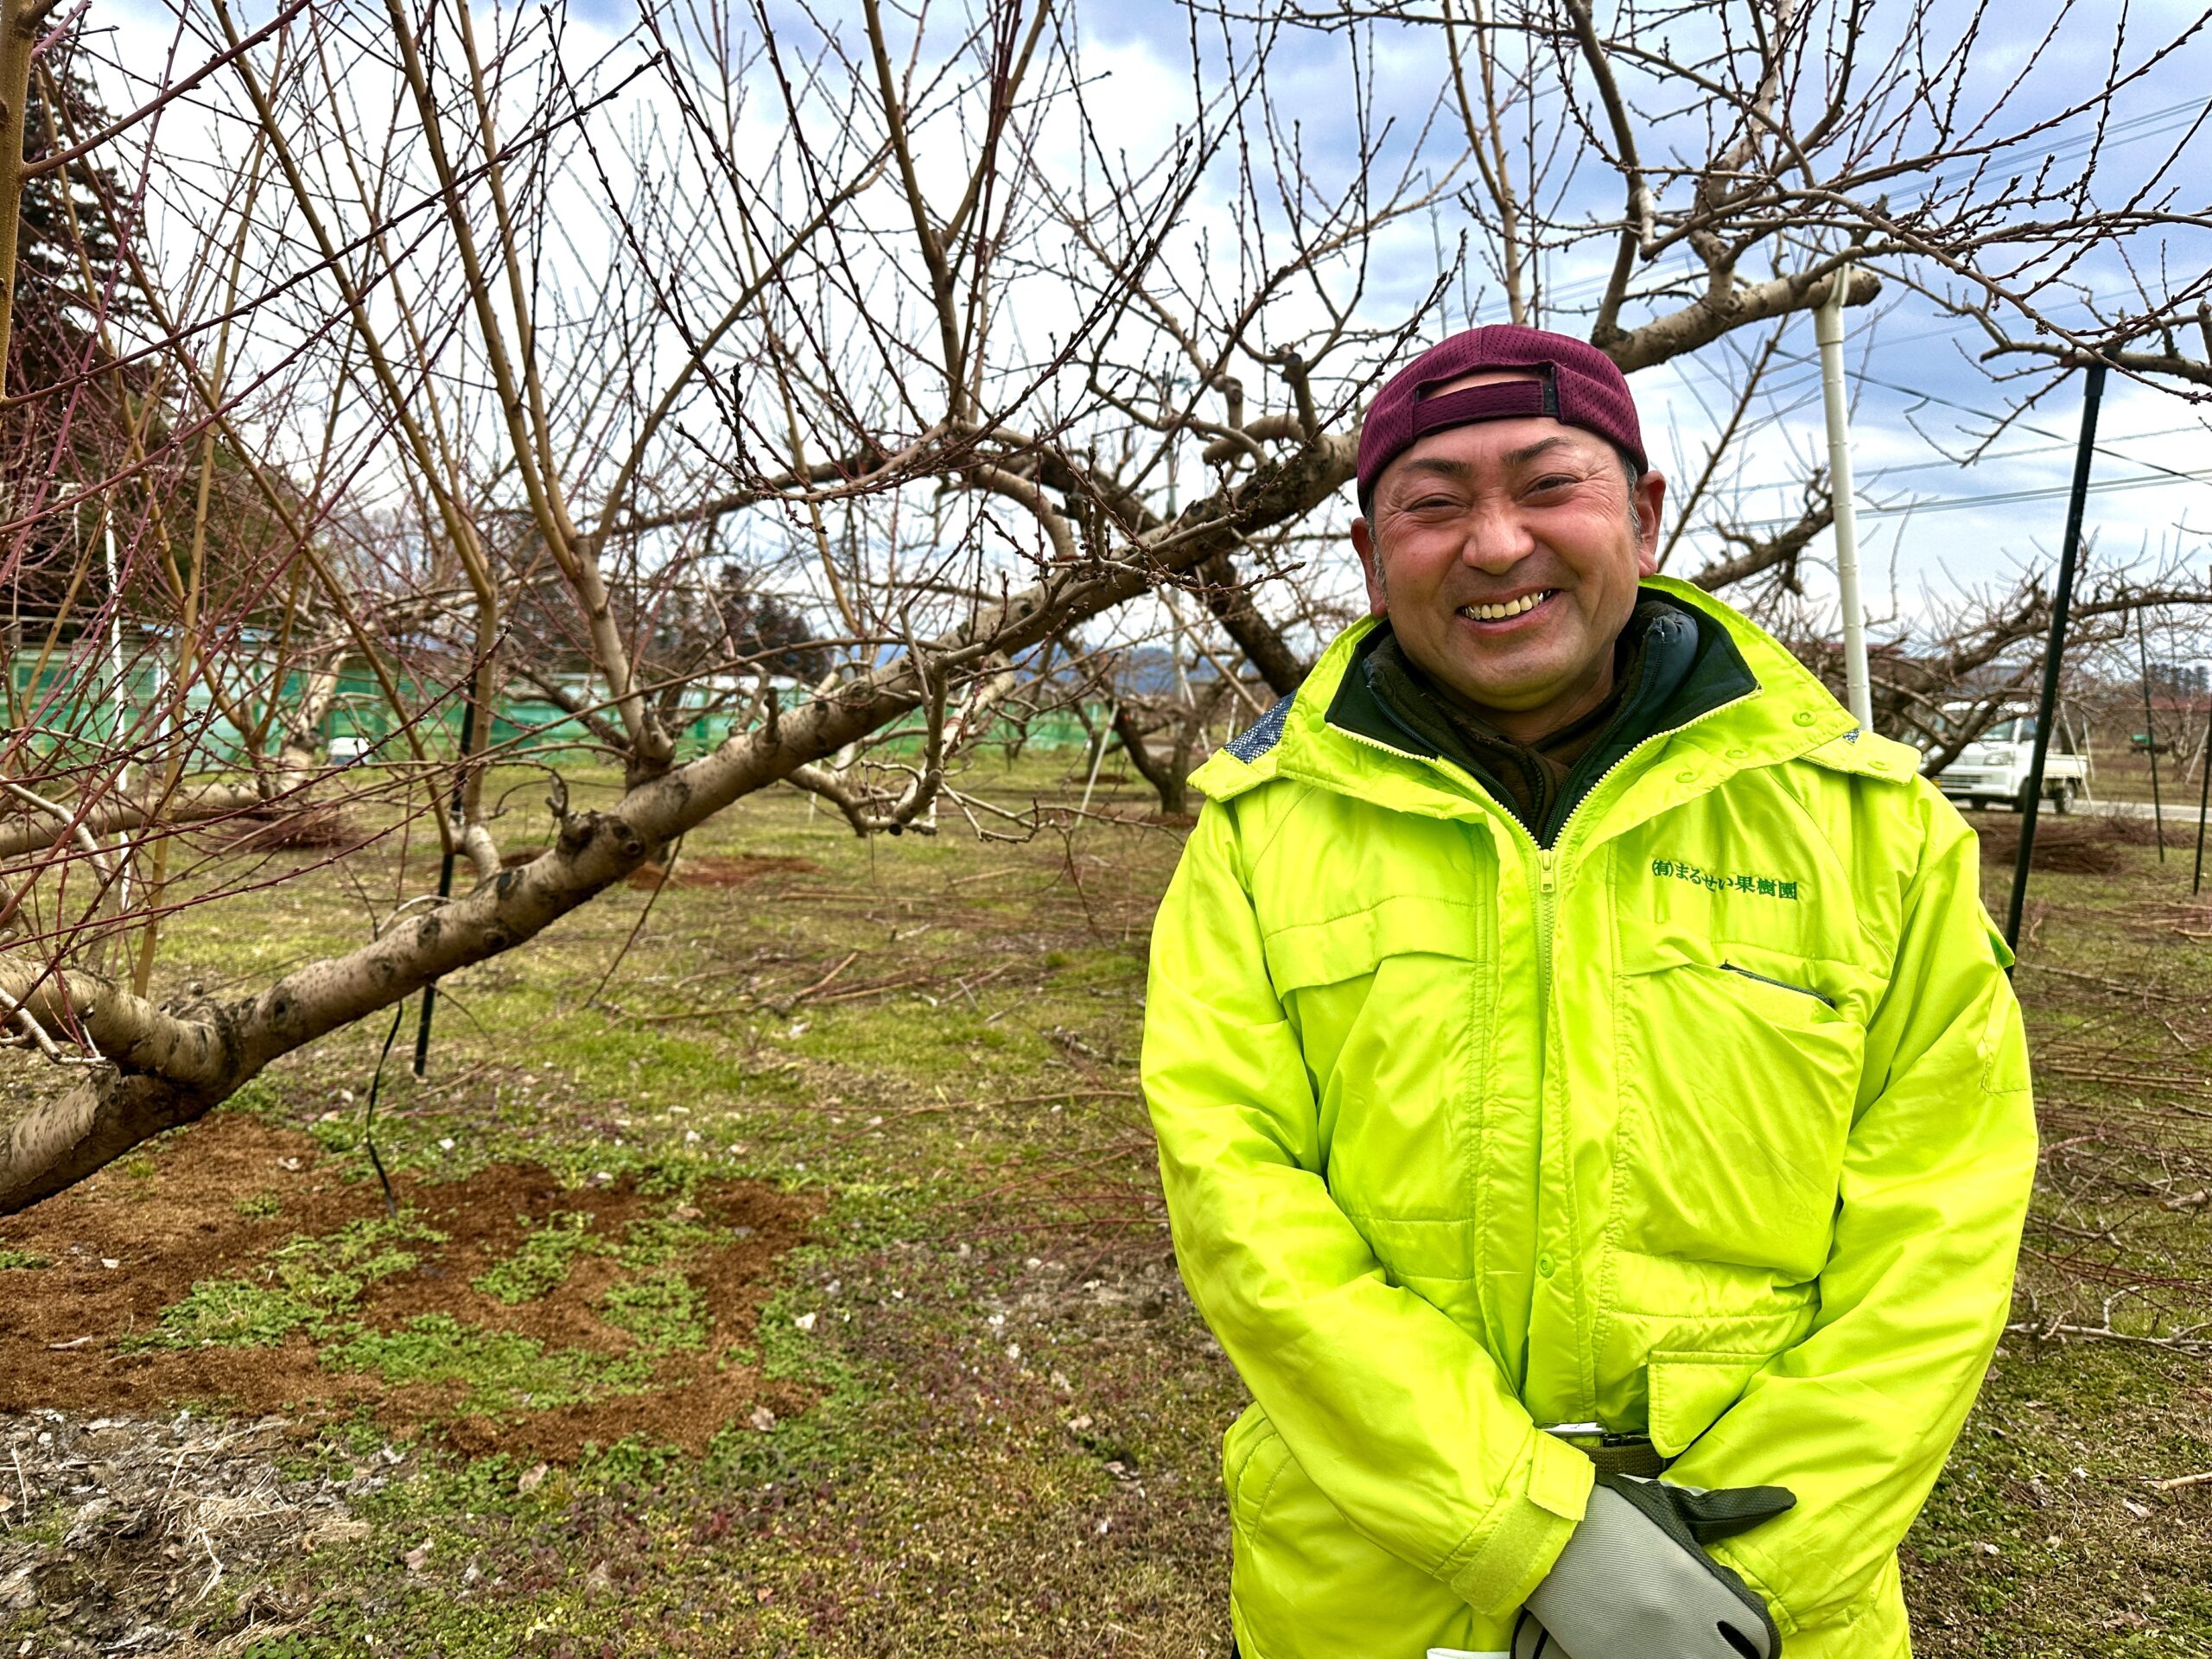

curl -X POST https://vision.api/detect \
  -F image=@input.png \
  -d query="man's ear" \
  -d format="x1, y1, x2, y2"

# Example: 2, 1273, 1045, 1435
1632, 468, 1667, 575
1351, 516, 1389, 617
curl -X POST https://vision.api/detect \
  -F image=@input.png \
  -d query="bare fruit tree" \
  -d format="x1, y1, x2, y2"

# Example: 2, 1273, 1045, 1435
0, 0, 2206, 1211
1163, 0, 2212, 745
0, 0, 1440, 1208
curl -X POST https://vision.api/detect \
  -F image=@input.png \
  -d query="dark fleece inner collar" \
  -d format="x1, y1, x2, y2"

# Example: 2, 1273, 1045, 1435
1325, 589, 1758, 847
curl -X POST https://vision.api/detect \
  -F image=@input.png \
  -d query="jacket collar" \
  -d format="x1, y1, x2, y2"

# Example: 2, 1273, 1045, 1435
1194, 578, 1900, 824
1335, 594, 1735, 787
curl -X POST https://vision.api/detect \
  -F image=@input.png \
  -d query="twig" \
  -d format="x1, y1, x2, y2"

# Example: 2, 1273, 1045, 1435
2005, 1319, 2212, 1351
2152, 1471, 2212, 1491
2034, 1065, 2212, 1096
823, 1086, 1137, 1148
193, 1528, 225, 1603
809, 969, 950, 1006
359, 1002, 407, 1218
613, 1001, 752, 1027
2014, 961, 2200, 1002
974, 1087, 1137, 1108
578, 833, 684, 1012
776, 949, 861, 1012
826, 1102, 955, 1147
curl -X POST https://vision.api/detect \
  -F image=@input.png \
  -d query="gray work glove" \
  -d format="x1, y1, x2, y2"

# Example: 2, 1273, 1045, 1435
1510, 1472, 1795, 1659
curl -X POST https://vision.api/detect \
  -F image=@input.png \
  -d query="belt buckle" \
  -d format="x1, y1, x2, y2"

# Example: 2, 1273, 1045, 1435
1540, 1420, 1618, 1446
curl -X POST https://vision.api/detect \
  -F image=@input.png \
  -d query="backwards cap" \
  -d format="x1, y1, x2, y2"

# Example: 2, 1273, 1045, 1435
1356, 324, 1645, 508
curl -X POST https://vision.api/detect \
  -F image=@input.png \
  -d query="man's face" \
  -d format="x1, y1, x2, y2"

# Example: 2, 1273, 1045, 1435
1351, 375, 1666, 742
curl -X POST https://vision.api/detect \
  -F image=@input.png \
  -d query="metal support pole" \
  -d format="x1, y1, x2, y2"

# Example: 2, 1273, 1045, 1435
412, 690, 477, 1077
1816, 270, 1872, 732
2196, 575, 2212, 897
2137, 604, 2165, 859
2005, 363, 2105, 954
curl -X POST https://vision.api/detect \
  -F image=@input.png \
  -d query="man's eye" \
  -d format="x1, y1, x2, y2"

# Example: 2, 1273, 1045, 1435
1529, 474, 1577, 493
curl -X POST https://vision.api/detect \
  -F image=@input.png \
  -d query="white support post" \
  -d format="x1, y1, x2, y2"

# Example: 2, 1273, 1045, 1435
103, 515, 130, 911
1816, 270, 1873, 734
1080, 701, 1116, 813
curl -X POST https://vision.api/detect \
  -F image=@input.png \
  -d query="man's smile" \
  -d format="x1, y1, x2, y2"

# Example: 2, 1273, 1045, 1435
1456, 588, 1560, 626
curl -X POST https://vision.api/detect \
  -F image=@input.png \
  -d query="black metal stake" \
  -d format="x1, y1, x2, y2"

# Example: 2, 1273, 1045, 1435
2138, 603, 2165, 859
2005, 361, 2105, 957
2196, 596, 2212, 898
412, 689, 477, 1077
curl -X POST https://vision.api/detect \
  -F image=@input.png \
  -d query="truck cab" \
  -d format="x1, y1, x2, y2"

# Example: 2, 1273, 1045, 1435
1929, 708, 2093, 813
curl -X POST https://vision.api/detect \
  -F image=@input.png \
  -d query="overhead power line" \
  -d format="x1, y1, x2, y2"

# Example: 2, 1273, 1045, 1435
1733, 464, 2212, 531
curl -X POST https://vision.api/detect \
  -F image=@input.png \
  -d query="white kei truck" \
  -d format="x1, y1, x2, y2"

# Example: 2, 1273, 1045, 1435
1927, 708, 2094, 813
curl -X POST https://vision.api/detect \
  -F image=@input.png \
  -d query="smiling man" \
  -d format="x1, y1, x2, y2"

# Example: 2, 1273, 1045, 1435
1142, 326, 2038, 1659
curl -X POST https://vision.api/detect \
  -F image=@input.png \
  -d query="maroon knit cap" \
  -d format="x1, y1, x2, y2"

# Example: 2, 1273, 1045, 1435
1357, 325, 1645, 507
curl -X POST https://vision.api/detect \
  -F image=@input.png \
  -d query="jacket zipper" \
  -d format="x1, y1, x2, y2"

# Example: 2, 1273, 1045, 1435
1535, 849, 1558, 1013
1326, 688, 1759, 967
1328, 689, 1758, 1083
1522, 694, 1743, 1057
1328, 693, 1765, 1408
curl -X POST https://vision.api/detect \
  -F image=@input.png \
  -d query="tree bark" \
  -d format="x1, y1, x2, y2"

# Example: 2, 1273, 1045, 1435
1195, 551, 1306, 696
0, 0, 38, 396
1604, 269, 1880, 373
0, 782, 266, 859
1112, 704, 1187, 817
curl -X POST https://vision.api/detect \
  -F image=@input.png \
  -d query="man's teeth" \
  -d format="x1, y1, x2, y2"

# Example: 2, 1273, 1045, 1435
1461, 590, 1553, 621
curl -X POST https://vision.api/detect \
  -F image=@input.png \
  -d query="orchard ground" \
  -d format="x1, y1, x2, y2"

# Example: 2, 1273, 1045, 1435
0, 755, 2204, 1656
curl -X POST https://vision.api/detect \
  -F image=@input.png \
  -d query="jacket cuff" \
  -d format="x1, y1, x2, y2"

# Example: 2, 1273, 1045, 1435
1441, 1430, 1593, 1617
1711, 1535, 1801, 1637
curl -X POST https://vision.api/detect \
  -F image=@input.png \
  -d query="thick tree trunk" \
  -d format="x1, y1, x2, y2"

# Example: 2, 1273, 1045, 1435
0, 0, 37, 397
0, 782, 265, 858
0, 435, 1359, 1212
0, 1071, 207, 1212
1195, 552, 1306, 696
1113, 703, 1188, 817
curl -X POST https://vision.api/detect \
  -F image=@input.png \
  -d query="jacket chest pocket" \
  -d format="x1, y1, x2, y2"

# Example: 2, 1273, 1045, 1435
1613, 948, 1865, 1281
1261, 894, 1491, 1233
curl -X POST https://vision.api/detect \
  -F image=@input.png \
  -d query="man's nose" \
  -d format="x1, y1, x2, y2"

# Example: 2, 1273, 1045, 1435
1454, 501, 1535, 571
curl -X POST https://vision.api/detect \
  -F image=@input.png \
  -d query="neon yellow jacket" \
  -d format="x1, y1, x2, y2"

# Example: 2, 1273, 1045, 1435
1142, 580, 2037, 1659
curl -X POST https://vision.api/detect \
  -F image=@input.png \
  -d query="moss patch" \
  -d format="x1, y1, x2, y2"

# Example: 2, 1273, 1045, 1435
325, 1314, 652, 1414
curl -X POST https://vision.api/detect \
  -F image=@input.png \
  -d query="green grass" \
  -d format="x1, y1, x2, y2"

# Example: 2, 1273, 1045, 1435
5, 766, 2202, 1656
124, 1215, 443, 1350
596, 1270, 708, 1351
323, 1315, 651, 1414
472, 1210, 604, 1303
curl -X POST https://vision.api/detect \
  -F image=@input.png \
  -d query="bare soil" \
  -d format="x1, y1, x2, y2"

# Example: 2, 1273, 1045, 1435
1966, 808, 2165, 874
0, 1112, 818, 1464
